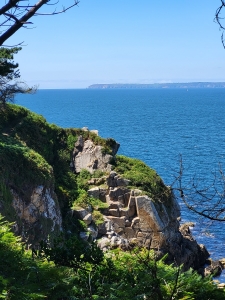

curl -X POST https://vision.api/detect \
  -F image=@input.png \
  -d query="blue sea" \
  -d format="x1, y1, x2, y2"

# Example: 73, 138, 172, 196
16, 88, 225, 279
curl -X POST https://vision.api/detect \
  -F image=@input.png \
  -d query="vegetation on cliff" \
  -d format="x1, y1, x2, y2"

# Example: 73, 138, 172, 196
0, 104, 116, 221
0, 216, 224, 299
0, 104, 168, 229
114, 155, 168, 199
0, 104, 225, 299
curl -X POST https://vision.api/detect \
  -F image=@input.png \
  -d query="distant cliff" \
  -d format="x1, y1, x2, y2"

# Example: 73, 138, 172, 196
88, 82, 225, 89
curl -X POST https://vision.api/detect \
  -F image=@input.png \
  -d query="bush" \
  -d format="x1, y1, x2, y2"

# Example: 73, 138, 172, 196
115, 155, 167, 199
0, 217, 224, 299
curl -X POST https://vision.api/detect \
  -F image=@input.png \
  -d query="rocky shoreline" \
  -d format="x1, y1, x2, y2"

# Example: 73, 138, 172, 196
3, 116, 224, 278
71, 134, 219, 275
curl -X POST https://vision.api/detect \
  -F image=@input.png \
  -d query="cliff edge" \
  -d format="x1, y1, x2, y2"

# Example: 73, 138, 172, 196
0, 104, 208, 270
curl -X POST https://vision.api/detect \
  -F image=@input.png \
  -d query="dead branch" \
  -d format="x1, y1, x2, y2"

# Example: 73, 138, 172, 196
215, 0, 225, 48
172, 155, 225, 222
0, 0, 79, 46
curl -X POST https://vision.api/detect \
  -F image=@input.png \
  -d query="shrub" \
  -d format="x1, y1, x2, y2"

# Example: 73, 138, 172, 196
115, 155, 167, 199
92, 210, 104, 225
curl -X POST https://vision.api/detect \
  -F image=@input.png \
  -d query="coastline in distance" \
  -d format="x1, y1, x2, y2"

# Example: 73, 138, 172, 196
88, 82, 225, 89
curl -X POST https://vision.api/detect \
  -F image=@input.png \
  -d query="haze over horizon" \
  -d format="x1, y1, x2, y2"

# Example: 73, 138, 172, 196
8, 1, 225, 89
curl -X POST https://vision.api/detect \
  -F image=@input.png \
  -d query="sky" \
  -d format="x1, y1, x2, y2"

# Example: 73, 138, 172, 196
5, 0, 225, 88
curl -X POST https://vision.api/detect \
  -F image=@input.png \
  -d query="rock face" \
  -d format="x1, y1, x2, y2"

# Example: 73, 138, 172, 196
11, 185, 62, 246
72, 136, 119, 174
73, 171, 209, 271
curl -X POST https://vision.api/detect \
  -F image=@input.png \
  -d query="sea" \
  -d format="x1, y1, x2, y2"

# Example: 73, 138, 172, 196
16, 88, 225, 280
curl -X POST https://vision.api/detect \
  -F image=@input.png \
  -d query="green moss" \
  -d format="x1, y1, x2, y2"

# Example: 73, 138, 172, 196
76, 169, 92, 190
88, 197, 108, 210
0, 181, 16, 222
92, 210, 104, 225
72, 189, 108, 210
0, 138, 53, 189
67, 133, 77, 151
72, 189, 90, 209
115, 155, 167, 200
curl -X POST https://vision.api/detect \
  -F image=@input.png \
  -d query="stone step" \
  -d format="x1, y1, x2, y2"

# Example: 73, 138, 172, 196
108, 201, 124, 209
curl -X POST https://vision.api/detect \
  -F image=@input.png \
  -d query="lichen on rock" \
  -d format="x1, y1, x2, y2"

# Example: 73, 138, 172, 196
11, 185, 62, 245
73, 135, 119, 174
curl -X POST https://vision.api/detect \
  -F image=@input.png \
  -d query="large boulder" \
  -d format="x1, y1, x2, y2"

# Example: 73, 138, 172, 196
11, 185, 62, 245
73, 136, 119, 174
92, 172, 209, 271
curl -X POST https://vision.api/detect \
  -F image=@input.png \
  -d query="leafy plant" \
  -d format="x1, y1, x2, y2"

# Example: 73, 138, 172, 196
92, 210, 104, 225
67, 133, 77, 151
76, 169, 92, 190
115, 155, 168, 200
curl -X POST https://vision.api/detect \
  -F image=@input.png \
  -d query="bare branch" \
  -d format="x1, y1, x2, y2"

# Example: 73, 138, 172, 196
0, 0, 79, 46
4, 12, 33, 24
34, 2, 79, 16
172, 155, 225, 222
0, 1, 20, 16
215, 0, 225, 48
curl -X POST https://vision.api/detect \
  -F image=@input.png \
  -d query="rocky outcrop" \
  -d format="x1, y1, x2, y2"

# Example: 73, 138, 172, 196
73, 171, 209, 271
204, 259, 223, 277
72, 136, 119, 174
11, 185, 62, 246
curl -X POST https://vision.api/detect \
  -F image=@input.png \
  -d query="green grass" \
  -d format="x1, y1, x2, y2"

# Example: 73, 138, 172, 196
114, 155, 168, 200
0, 104, 117, 233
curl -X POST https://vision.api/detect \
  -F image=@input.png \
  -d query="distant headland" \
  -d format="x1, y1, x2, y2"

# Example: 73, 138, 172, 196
88, 82, 225, 89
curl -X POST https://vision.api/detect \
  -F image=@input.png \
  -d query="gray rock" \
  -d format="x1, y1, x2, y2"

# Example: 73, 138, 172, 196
107, 216, 126, 228
131, 217, 140, 224
72, 208, 89, 220
118, 195, 125, 205
116, 177, 131, 187
74, 139, 119, 174
112, 222, 124, 234
74, 135, 84, 151
128, 205, 136, 217
99, 188, 108, 202
90, 130, 98, 135
97, 237, 111, 249
124, 227, 136, 239
109, 208, 120, 217
80, 231, 89, 241
88, 225, 98, 240
109, 187, 130, 201
133, 189, 143, 196
107, 172, 118, 187
124, 192, 131, 206
204, 260, 223, 277
136, 196, 166, 231
219, 258, 225, 269
120, 208, 129, 217
109, 201, 123, 209
83, 213, 92, 225
11, 186, 62, 245
111, 236, 120, 246
88, 187, 100, 199
128, 196, 136, 207
97, 218, 113, 236
125, 220, 132, 227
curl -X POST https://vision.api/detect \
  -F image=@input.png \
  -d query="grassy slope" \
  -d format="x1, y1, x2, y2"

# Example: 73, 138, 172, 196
0, 105, 114, 218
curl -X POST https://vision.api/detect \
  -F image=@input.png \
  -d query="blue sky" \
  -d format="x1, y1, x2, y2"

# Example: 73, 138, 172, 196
7, 0, 225, 88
